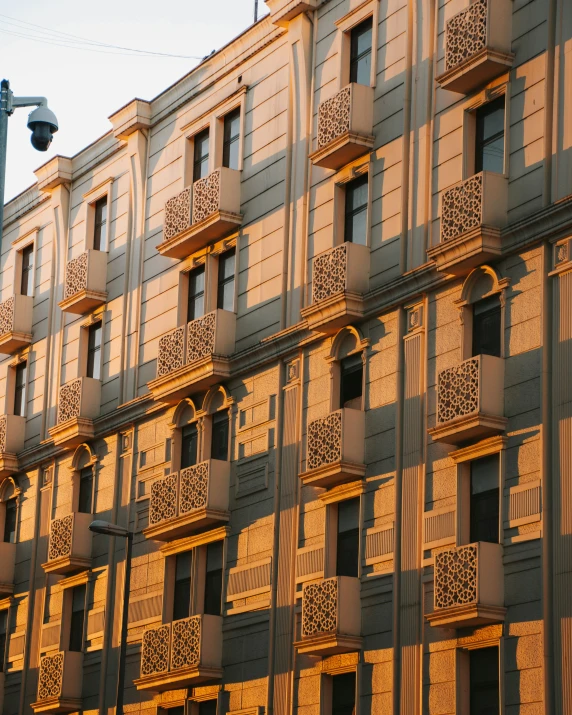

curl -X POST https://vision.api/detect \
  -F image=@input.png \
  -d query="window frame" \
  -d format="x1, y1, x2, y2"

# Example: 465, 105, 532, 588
463, 85, 509, 180
222, 108, 242, 171
12, 360, 27, 418
333, 159, 372, 249
19, 243, 35, 297
79, 314, 105, 379
344, 173, 369, 246
11, 228, 38, 299
457, 642, 504, 713
336, 1, 379, 89
349, 17, 374, 86
86, 321, 103, 380
83, 179, 113, 252
321, 483, 364, 579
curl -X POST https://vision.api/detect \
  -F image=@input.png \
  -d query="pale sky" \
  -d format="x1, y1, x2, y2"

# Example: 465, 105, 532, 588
2, 0, 268, 202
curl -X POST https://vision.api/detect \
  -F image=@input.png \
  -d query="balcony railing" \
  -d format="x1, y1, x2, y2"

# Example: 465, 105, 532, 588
427, 542, 505, 628
135, 615, 223, 691
438, 0, 514, 94
0, 414, 26, 477
31, 650, 83, 713
56, 377, 101, 425
59, 250, 107, 314
158, 168, 242, 259
144, 460, 230, 540
43, 512, 93, 575
0, 294, 33, 354
0, 542, 16, 596
297, 576, 361, 655
311, 84, 374, 170
430, 354, 506, 444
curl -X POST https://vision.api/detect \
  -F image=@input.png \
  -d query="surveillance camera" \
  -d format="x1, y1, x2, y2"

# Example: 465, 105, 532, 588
27, 105, 58, 152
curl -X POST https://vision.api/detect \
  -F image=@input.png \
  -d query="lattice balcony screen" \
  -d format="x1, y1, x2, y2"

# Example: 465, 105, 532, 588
0, 415, 7, 453
164, 188, 192, 242
56, 378, 83, 424
149, 473, 178, 526
48, 514, 74, 561
179, 463, 210, 515
445, 0, 487, 71
0, 297, 15, 336
37, 651, 64, 701
434, 544, 478, 609
312, 244, 348, 303
302, 577, 338, 638
441, 173, 483, 242
140, 623, 171, 676
306, 411, 343, 471
186, 312, 216, 363
63, 253, 89, 301
157, 326, 186, 378
192, 170, 221, 224
317, 86, 352, 150
170, 615, 201, 670
437, 357, 480, 424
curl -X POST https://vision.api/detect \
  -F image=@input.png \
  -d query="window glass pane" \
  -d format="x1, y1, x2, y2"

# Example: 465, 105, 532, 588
470, 455, 499, 544
93, 197, 108, 251
173, 552, 192, 621
332, 671, 356, 715
181, 423, 199, 469
470, 647, 499, 714
87, 322, 102, 380
345, 175, 368, 245
198, 701, 217, 715
336, 498, 360, 578
193, 129, 210, 182
0, 610, 7, 673
211, 412, 229, 461
217, 249, 236, 312
3, 499, 17, 544
472, 295, 501, 358
69, 584, 86, 652
78, 468, 94, 514
223, 109, 241, 170
204, 541, 223, 616
188, 266, 206, 322
340, 354, 363, 409
475, 97, 505, 174
20, 245, 34, 296
13, 362, 27, 417
350, 18, 373, 86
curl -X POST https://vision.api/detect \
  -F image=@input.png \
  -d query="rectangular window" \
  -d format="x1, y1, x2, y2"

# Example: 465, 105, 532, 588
340, 354, 363, 410
344, 175, 368, 246
188, 266, 206, 323
336, 498, 360, 578
181, 423, 199, 470
472, 295, 501, 358
69, 584, 86, 652
193, 129, 210, 183
470, 454, 500, 544
211, 412, 229, 461
20, 244, 34, 296
13, 362, 27, 417
78, 467, 94, 514
86, 322, 103, 380
349, 17, 373, 86
217, 248, 236, 313
203, 540, 223, 616
3, 499, 17, 544
173, 551, 192, 622
331, 671, 356, 715
470, 647, 499, 713
0, 611, 7, 673
222, 108, 241, 171
93, 196, 108, 251
475, 97, 505, 175
198, 701, 217, 715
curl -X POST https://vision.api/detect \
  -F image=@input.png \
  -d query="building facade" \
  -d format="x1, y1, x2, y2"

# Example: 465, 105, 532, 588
0, 0, 571, 713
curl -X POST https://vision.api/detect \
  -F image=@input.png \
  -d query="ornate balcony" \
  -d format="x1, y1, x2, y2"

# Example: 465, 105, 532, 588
42, 512, 93, 575
428, 172, 508, 276
301, 242, 370, 332
58, 250, 107, 314
426, 542, 505, 628
295, 577, 362, 655
429, 355, 506, 444
148, 310, 235, 404
436, 0, 514, 94
265, 0, 320, 26
0, 294, 33, 354
310, 84, 374, 170
157, 168, 242, 259
299, 409, 365, 489
0, 541, 16, 596
0, 414, 26, 478
144, 460, 230, 541
134, 615, 223, 692
48, 378, 101, 449
31, 650, 83, 713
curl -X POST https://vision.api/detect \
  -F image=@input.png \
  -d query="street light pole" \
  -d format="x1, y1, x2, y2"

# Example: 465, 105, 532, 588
0, 80, 11, 250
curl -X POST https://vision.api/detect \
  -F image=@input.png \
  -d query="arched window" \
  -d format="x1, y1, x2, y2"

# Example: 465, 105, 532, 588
69, 445, 97, 515
202, 386, 234, 463
171, 399, 200, 471
0, 480, 19, 544
327, 327, 369, 412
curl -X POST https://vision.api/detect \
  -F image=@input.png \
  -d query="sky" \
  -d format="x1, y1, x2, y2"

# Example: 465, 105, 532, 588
1, 0, 268, 202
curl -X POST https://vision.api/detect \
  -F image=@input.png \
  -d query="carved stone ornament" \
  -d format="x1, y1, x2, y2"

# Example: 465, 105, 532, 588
170, 615, 201, 670
317, 86, 352, 150
312, 244, 348, 303
164, 187, 192, 242
149, 473, 178, 525
0, 297, 15, 336
307, 411, 343, 471
179, 462, 209, 514
302, 578, 338, 637
141, 623, 171, 676
57, 379, 83, 424
0, 415, 6, 453
437, 357, 480, 424
157, 326, 186, 378
63, 252, 88, 300
192, 170, 221, 225
38, 651, 64, 700
434, 544, 478, 609
441, 173, 483, 243
445, 0, 487, 71
48, 514, 74, 560
187, 312, 216, 364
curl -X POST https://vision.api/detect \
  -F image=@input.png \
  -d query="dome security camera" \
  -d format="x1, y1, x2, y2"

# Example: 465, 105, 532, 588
27, 105, 58, 152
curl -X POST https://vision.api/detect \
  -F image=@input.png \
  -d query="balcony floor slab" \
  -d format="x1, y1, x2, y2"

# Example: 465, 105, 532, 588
58, 290, 107, 315
157, 211, 243, 259
310, 132, 374, 171
428, 413, 507, 445
134, 666, 223, 692
148, 356, 232, 404
49, 418, 96, 450
143, 508, 230, 541
294, 633, 363, 656
301, 292, 365, 333
31, 697, 83, 714
0, 453, 20, 478
436, 48, 515, 94
427, 226, 502, 276
426, 603, 507, 629
0, 331, 33, 355
299, 461, 366, 489
41, 555, 92, 576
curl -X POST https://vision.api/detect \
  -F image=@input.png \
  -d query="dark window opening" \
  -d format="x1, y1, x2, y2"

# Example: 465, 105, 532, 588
332, 671, 356, 715
470, 647, 499, 714
188, 266, 206, 323
198, 701, 217, 715
349, 17, 373, 86
217, 248, 236, 313
181, 423, 199, 470
13, 362, 27, 417
204, 540, 223, 616
345, 175, 368, 246
193, 129, 210, 183
86, 322, 103, 380
340, 353, 363, 409
0, 610, 7, 673
472, 295, 502, 358
470, 454, 500, 544
336, 498, 360, 578
475, 97, 505, 175
78, 467, 94, 515
211, 412, 229, 462
20, 244, 34, 296
69, 584, 86, 652
223, 108, 241, 171
3, 499, 17, 544
165, 709, 185, 715
173, 551, 192, 622
93, 196, 108, 251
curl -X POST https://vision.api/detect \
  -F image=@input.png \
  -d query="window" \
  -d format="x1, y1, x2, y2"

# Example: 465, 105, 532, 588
340, 354, 363, 410
13, 362, 27, 417
173, 551, 192, 621
475, 97, 505, 175
93, 196, 108, 251
336, 498, 360, 578
203, 540, 223, 616
3, 498, 17, 544
211, 412, 229, 461
188, 266, 206, 323
78, 467, 94, 515
217, 248, 236, 313
86, 322, 103, 380
69, 584, 86, 652
331, 672, 356, 715
470, 455, 499, 544
20, 244, 34, 296
181, 423, 199, 470
344, 175, 368, 245
349, 17, 373, 85
193, 129, 210, 182
472, 295, 501, 358
198, 702, 217, 715
222, 109, 241, 171
470, 647, 499, 713
0, 611, 7, 673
